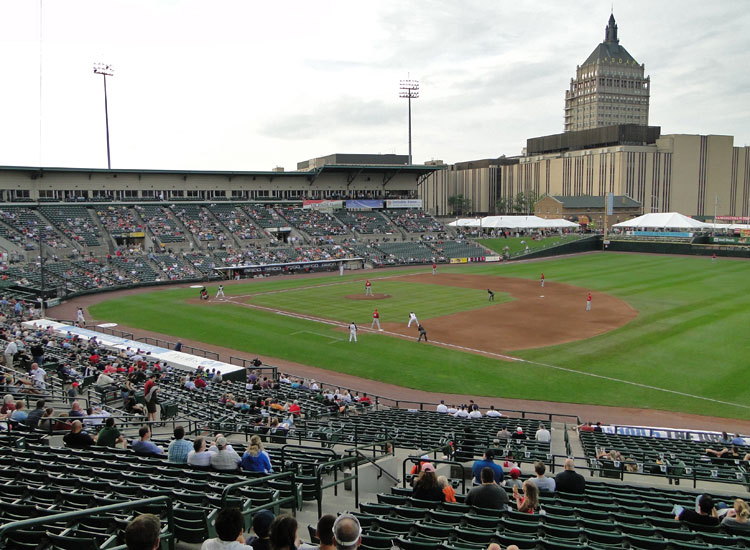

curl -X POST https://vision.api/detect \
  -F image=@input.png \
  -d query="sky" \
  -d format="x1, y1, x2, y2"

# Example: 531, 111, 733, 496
0, 0, 748, 171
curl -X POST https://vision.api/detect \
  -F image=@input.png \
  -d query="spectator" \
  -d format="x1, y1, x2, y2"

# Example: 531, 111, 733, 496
732, 433, 746, 446
471, 449, 504, 485
247, 510, 274, 550
535, 423, 551, 443
485, 405, 503, 418
241, 435, 274, 473
187, 437, 216, 467
125, 513, 161, 550
201, 507, 253, 550
25, 400, 45, 429
503, 467, 523, 490
132, 426, 164, 455
676, 494, 719, 526
10, 401, 27, 423
0, 394, 15, 416
721, 499, 750, 532
210, 436, 241, 471
299, 514, 335, 550
96, 417, 125, 448
437, 475, 456, 503
528, 461, 556, 492
512, 426, 526, 440
465, 466, 510, 510
63, 420, 95, 448
167, 425, 193, 463
411, 463, 444, 502
436, 400, 448, 413
555, 458, 586, 494
69, 400, 86, 418
269, 515, 298, 550
513, 479, 539, 514
332, 514, 361, 550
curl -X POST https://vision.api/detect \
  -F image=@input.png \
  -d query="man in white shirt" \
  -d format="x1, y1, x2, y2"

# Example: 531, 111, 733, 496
468, 408, 483, 419
348, 322, 357, 343
535, 423, 551, 443
30, 363, 46, 390
486, 406, 503, 417
453, 406, 470, 419
408, 312, 419, 328
446, 404, 458, 414
4, 340, 17, 369
436, 400, 448, 413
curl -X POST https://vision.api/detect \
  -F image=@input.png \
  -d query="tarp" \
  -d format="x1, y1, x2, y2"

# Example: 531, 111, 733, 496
449, 216, 579, 229
612, 212, 710, 229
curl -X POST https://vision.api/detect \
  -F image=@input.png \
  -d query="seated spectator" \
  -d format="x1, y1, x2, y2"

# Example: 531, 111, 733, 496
332, 514, 362, 550
436, 400, 448, 413
496, 425, 511, 439
465, 466, 509, 510
597, 448, 623, 462
721, 499, 750, 532
269, 515, 298, 550
676, 494, 719, 526
38, 407, 56, 431
705, 445, 740, 460
0, 394, 15, 416
125, 513, 161, 550
132, 426, 164, 455
201, 507, 253, 550
96, 417, 125, 447
411, 464, 445, 502
512, 426, 526, 440
554, 458, 586, 494
241, 435, 274, 474
167, 425, 193, 463
247, 509, 274, 550
528, 461, 556, 492
503, 467, 523, 490
124, 391, 145, 416
69, 400, 86, 418
187, 436, 216, 467
96, 371, 116, 386
485, 405, 502, 417
437, 475, 456, 503
25, 400, 45, 428
535, 423, 551, 443
210, 436, 241, 471
10, 401, 27, 423
513, 479, 539, 514
471, 449, 504, 485
732, 433, 746, 446
63, 419, 95, 448
299, 514, 335, 550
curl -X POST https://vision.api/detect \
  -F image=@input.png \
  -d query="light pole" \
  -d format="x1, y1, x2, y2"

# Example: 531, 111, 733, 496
93, 62, 114, 169
399, 79, 419, 165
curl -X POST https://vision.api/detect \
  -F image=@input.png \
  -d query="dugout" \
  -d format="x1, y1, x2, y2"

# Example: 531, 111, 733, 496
214, 257, 364, 279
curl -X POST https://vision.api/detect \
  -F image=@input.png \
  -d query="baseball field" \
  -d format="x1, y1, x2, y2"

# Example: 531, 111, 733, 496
88, 253, 750, 419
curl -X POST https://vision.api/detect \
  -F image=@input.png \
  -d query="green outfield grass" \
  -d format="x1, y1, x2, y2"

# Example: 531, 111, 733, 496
89, 254, 750, 419
477, 234, 583, 255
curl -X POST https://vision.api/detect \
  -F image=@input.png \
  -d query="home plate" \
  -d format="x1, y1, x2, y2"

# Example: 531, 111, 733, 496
190, 285, 204, 288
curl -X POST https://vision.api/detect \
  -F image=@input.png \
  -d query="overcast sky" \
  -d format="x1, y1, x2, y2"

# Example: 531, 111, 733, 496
0, 0, 748, 171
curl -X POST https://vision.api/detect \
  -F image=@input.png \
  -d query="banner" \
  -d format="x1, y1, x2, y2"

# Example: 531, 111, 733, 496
741, 229, 750, 237
712, 236, 750, 244
302, 200, 343, 210
346, 199, 383, 209
485, 256, 501, 262
716, 216, 750, 222
628, 231, 693, 237
450, 258, 468, 264
385, 199, 423, 209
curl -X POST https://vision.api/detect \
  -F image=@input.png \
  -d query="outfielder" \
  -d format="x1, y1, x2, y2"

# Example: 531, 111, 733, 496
586, 292, 592, 311
365, 279, 373, 296
349, 322, 358, 342
408, 311, 419, 328
432, 263, 437, 275
216, 285, 225, 299
540, 273, 545, 287
371, 308, 382, 331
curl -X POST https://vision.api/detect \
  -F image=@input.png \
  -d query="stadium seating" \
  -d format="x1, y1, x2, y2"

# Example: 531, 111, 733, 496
39, 206, 102, 247
135, 205, 186, 245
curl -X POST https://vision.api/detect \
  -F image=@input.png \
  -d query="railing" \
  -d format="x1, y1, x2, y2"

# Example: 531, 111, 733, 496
229, 357, 277, 379
315, 455, 360, 518
0, 496, 175, 550
345, 439, 398, 484
135, 336, 219, 361
402, 455, 468, 495
220, 471, 299, 517
83, 323, 134, 339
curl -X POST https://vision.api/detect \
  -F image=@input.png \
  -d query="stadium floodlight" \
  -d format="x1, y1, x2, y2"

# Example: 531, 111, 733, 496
93, 63, 114, 169
399, 79, 419, 165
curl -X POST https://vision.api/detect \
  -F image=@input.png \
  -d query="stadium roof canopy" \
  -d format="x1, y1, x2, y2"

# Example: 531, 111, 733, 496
448, 216, 579, 229
612, 212, 710, 229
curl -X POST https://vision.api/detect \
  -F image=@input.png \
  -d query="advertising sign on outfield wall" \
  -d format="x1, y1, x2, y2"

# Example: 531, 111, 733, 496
485, 256, 501, 262
385, 199, 423, 208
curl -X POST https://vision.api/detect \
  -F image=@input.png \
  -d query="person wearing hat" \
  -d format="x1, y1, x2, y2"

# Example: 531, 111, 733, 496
201, 507, 255, 550
210, 436, 241, 471
512, 426, 527, 440
246, 509, 274, 550
410, 454, 431, 475
503, 467, 523, 490
332, 514, 362, 550
411, 463, 445, 502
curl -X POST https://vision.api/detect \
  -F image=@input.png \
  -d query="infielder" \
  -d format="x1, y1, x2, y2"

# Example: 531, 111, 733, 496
408, 311, 419, 328
216, 285, 225, 298
365, 279, 373, 296
487, 289, 495, 301
349, 322, 358, 342
541, 273, 545, 287
371, 308, 382, 331
586, 292, 592, 311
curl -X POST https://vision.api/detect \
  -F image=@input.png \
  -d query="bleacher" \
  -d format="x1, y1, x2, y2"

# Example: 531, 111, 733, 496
278, 208, 348, 237
243, 205, 289, 230
374, 242, 437, 265
207, 204, 261, 240
335, 211, 394, 234
433, 240, 490, 259
136, 205, 186, 244
170, 204, 228, 244
39, 206, 102, 247
383, 209, 444, 233
0, 207, 68, 250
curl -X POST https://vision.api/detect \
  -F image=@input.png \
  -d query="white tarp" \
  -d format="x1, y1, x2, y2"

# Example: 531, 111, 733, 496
450, 216, 579, 229
612, 212, 710, 229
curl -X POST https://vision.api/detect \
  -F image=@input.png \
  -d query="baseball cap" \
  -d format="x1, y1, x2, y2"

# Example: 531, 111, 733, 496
252, 510, 274, 538
516, 426, 524, 433
215, 436, 227, 448
421, 463, 435, 472
510, 467, 521, 479
71, 382, 79, 388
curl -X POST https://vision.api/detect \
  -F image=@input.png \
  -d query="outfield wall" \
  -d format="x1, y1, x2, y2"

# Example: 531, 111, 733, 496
607, 240, 750, 258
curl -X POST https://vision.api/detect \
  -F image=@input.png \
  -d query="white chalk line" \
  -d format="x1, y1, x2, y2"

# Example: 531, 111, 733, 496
290, 330, 343, 344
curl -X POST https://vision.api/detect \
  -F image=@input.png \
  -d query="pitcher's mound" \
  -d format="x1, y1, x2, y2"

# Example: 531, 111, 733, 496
345, 293, 392, 300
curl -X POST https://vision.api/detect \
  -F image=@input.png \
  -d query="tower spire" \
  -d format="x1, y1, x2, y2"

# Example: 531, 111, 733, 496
605, 13, 618, 43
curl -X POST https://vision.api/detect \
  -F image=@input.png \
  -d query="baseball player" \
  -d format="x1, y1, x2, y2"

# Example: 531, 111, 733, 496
586, 292, 592, 311
712, 253, 717, 263
541, 273, 545, 287
365, 279, 373, 296
487, 289, 495, 301
349, 322, 358, 342
371, 308, 382, 331
216, 285, 225, 299
408, 311, 419, 328
417, 324, 428, 342
76, 307, 85, 326
339, 262, 345, 276
432, 263, 437, 275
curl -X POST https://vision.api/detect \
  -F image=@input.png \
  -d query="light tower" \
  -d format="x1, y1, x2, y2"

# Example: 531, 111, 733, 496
93, 63, 114, 169
399, 79, 419, 165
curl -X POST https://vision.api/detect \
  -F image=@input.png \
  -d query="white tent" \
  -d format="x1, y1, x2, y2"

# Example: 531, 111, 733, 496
612, 212, 710, 230
450, 216, 579, 229
447, 218, 481, 227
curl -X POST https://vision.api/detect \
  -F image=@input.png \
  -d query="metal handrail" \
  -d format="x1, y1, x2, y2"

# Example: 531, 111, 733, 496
403, 455, 467, 494
315, 455, 359, 518
220, 471, 299, 517
0, 495, 175, 550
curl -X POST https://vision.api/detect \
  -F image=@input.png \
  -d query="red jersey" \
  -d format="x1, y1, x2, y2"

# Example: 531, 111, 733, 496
365, 280, 371, 287
432, 264, 437, 269
541, 273, 544, 280
587, 293, 592, 302
144, 380, 155, 395
373, 311, 379, 319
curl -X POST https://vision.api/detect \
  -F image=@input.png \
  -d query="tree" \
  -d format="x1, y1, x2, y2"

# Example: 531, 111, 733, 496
447, 194, 472, 216
495, 197, 510, 214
